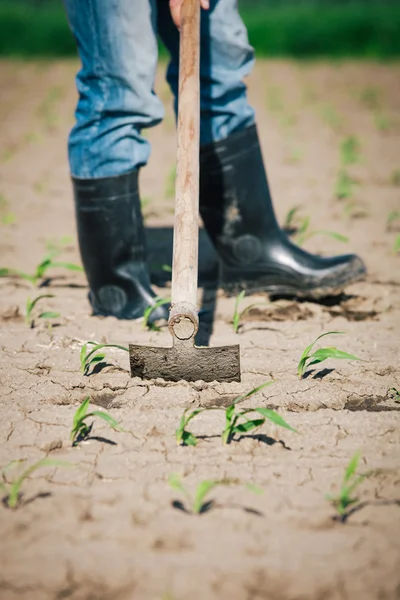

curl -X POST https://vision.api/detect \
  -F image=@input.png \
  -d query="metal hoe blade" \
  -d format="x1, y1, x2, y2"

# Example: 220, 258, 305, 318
129, 336, 240, 383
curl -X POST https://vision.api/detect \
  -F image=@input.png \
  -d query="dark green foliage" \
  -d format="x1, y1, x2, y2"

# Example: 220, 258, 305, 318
0, 2, 399, 58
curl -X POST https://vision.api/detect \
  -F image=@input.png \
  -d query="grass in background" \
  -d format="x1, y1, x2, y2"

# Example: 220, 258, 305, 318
0, 2, 399, 58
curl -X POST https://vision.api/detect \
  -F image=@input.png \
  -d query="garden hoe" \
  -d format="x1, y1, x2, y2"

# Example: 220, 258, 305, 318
129, 0, 240, 382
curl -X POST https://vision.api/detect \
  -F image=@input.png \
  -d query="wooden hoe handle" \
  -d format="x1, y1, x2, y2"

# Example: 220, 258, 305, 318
168, 0, 201, 341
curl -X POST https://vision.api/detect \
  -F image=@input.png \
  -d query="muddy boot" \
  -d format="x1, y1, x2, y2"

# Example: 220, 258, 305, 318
199, 125, 366, 298
72, 170, 169, 324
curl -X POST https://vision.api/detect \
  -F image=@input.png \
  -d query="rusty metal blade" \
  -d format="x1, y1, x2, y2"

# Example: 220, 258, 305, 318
129, 338, 240, 383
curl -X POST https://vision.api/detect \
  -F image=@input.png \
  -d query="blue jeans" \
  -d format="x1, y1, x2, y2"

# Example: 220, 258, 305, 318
63, 0, 255, 178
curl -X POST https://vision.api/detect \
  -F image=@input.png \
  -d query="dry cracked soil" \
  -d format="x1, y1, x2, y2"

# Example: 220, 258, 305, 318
0, 59, 399, 600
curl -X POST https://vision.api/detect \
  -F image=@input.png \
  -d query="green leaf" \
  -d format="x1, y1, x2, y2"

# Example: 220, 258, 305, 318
168, 473, 189, 502
38, 311, 60, 320
88, 410, 123, 432
232, 418, 265, 434
394, 234, 400, 254
193, 480, 217, 514
143, 297, 170, 329
50, 261, 83, 272
231, 381, 274, 406
245, 482, 263, 495
80, 344, 87, 372
0, 268, 35, 284
181, 430, 198, 447
314, 230, 349, 243
30, 294, 54, 311
233, 290, 246, 333
253, 408, 297, 432
297, 332, 344, 377
88, 354, 106, 365
309, 347, 361, 364
7, 458, 72, 509
184, 408, 206, 427
284, 206, 300, 228
71, 397, 90, 440
387, 211, 400, 227
84, 343, 129, 364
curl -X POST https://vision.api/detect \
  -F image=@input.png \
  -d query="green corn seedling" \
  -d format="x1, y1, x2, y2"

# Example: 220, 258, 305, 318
25, 294, 60, 327
232, 290, 273, 333
340, 136, 361, 166
335, 170, 355, 200
320, 104, 343, 131
168, 474, 262, 515
0, 458, 71, 509
297, 331, 361, 379
70, 397, 128, 446
0, 248, 83, 286
168, 474, 219, 514
80, 341, 129, 375
294, 216, 348, 246
143, 297, 170, 331
389, 387, 400, 403
283, 205, 302, 231
176, 382, 295, 447
45, 236, 73, 253
387, 211, 400, 230
326, 452, 373, 521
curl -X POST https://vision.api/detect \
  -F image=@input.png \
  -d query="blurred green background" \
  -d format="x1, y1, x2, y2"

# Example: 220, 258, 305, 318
0, 0, 399, 58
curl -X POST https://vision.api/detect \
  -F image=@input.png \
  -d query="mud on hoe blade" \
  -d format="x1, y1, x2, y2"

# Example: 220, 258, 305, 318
129, 302, 241, 383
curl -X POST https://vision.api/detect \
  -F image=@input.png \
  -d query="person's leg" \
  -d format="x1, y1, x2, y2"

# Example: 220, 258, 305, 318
159, 0, 366, 297
157, 0, 255, 145
63, 0, 168, 321
64, 0, 163, 178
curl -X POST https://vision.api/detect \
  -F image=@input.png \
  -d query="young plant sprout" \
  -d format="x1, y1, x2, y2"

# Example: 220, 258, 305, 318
70, 397, 128, 446
326, 452, 373, 522
25, 294, 60, 327
335, 170, 354, 200
0, 458, 71, 509
320, 104, 343, 131
389, 387, 400, 403
0, 247, 83, 286
80, 341, 129, 375
386, 211, 400, 231
283, 205, 302, 232
340, 136, 361, 166
297, 332, 361, 379
232, 290, 273, 333
294, 216, 348, 246
168, 473, 262, 515
143, 297, 170, 331
176, 382, 296, 447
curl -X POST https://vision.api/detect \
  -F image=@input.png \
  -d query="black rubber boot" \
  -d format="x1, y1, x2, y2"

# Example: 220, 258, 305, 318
72, 170, 169, 323
199, 125, 366, 298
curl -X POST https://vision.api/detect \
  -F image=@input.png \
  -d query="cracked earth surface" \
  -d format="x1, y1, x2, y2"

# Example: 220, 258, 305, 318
0, 59, 399, 600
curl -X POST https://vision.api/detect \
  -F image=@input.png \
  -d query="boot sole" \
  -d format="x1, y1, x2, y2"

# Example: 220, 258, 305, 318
220, 262, 367, 300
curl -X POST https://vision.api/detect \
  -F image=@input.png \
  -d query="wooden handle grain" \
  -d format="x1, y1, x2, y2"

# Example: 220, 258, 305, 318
170, 0, 201, 316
